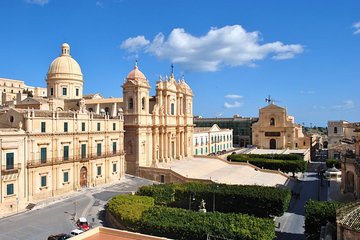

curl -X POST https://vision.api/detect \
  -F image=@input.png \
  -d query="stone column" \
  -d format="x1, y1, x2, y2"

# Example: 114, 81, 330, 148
112, 102, 117, 117
95, 103, 100, 115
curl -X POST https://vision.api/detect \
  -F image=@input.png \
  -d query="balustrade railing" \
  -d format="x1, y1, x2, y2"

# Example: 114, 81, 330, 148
1, 163, 21, 175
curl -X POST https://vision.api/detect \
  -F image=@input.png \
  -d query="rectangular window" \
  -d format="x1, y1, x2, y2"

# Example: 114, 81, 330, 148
41, 175, 47, 187
6, 153, 14, 170
112, 163, 116, 173
97, 166, 101, 176
81, 122, 85, 131
171, 103, 175, 115
63, 146, 69, 161
97, 143, 102, 157
41, 122, 46, 133
63, 172, 69, 183
112, 142, 117, 154
113, 123, 116, 131
40, 147, 47, 164
160, 175, 165, 183
76, 88, 79, 96
6, 184, 14, 195
50, 88, 53, 96
81, 144, 86, 159
97, 122, 101, 131
64, 122, 68, 132
62, 87, 67, 96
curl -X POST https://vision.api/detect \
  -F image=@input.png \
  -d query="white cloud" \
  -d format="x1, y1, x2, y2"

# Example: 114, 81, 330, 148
314, 100, 355, 111
332, 100, 355, 110
353, 22, 360, 34
24, 0, 48, 6
224, 101, 243, 109
96, 1, 104, 8
120, 25, 304, 71
120, 36, 150, 53
225, 94, 243, 99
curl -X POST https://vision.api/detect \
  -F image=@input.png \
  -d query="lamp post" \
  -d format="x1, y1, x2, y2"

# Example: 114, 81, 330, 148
189, 192, 195, 210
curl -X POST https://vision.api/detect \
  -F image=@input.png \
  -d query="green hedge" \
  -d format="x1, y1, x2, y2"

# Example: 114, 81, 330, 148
107, 195, 154, 230
137, 182, 291, 217
239, 154, 303, 161
140, 206, 276, 240
304, 200, 341, 240
326, 159, 341, 169
227, 155, 307, 174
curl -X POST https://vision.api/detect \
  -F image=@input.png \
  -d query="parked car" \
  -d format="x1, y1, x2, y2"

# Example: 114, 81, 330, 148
70, 229, 84, 236
47, 234, 71, 240
76, 217, 90, 231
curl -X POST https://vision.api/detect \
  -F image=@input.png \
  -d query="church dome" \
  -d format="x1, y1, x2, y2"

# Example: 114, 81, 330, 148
47, 43, 83, 81
126, 62, 147, 81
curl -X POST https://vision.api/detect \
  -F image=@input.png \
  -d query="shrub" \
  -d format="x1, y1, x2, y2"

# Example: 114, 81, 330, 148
304, 200, 341, 240
137, 182, 291, 217
140, 206, 276, 240
227, 154, 307, 174
245, 154, 303, 160
107, 195, 154, 230
326, 159, 341, 169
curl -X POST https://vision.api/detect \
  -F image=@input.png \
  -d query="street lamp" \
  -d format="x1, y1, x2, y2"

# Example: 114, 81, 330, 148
213, 185, 219, 212
189, 192, 195, 210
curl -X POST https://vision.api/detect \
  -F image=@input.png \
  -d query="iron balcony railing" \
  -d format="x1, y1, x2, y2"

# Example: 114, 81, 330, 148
27, 150, 125, 168
1, 163, 21, 175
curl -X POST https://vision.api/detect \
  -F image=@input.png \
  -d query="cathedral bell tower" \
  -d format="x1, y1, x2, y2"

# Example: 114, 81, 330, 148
122, 62, 152, 175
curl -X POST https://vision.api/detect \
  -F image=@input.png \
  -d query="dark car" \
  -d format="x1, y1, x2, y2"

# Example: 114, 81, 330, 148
47, 233, 71, 240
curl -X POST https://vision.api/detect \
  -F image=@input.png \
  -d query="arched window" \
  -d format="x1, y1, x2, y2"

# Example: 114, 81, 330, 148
171, 103, 175, 115
142, 97, 145, 110
334, 127, 338, 134
270, 118, 275, 126
129, 98, 133, 110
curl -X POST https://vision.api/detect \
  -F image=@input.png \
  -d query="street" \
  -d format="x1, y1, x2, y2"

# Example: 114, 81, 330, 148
0, 175, 155, 240
276, 162, 328, 240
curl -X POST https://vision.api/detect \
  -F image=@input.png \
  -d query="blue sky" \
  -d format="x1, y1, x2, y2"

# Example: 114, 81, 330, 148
0, 0, 359, 126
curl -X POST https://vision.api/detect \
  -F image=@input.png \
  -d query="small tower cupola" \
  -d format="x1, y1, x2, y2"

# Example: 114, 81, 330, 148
61, 43, 70, 56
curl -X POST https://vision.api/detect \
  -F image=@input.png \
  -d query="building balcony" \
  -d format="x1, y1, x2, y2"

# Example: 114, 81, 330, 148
27, 151, 125, 168
1, 163, 21, 175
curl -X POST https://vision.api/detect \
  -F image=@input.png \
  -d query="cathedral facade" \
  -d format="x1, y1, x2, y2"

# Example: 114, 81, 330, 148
122, 64, 194, 175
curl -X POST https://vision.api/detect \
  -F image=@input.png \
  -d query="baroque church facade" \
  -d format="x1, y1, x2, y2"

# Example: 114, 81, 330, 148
0, 43, 194, 214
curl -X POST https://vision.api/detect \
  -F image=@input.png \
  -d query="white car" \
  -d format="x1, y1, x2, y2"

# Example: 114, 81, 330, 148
70, 229, 84, 236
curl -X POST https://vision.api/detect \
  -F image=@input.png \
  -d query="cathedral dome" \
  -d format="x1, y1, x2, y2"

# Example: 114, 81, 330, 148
47, 43, 83, 81
126, 62, 147, 81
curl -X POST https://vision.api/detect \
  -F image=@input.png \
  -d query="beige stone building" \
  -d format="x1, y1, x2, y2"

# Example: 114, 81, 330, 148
0, 43, 125, 214
340, 123, 360, 199
328, 120, 356, 159
0, 43, 194, 214
193, 124, 233, 156
0, 77, 47, 105
252, 103, 310, 149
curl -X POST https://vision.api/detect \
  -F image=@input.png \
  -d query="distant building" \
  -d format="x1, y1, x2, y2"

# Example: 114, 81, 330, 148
340, 122, 360, 199
0, 77, 47, 105
328, 120, 356, 159
194, 115, 257, 147
252, 103, 310, 150
193, 124, 233, 155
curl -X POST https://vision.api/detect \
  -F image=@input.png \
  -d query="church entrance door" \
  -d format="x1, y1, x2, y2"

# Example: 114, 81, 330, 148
270, 139, 276, 149
80, 166, 88, 188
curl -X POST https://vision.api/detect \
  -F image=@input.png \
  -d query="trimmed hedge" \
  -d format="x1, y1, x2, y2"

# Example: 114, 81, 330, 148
326, 159, 341, 169
304, 200, 341, 240
140, 206, 276, 240
227, 154, 307, 174
137, 182, 291, 217
240, 153, 303, 161
107, 195, 154, 230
